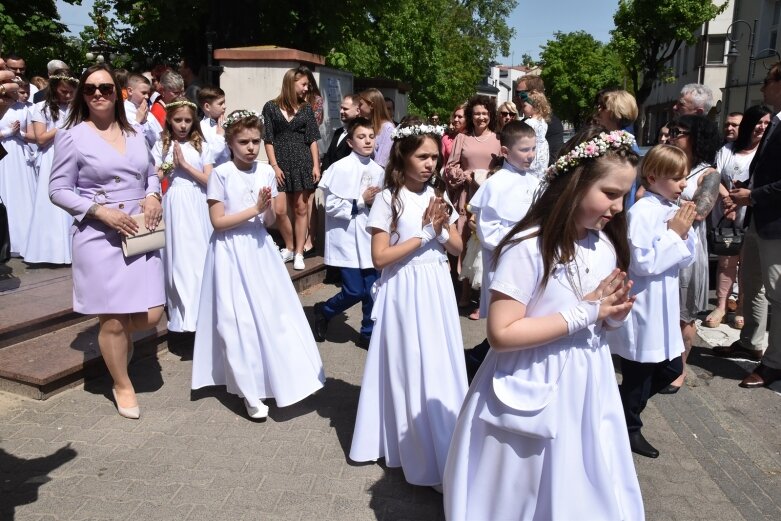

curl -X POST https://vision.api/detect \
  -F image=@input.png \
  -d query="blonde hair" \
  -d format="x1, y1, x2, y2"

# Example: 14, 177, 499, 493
160, 97, 205, 159
640, 144, 688, 189
359, 88, 393, 134
498, 101, 518, 115
602, 90, 638, 127
275, 67, 309, 115
526, 91, 551, 122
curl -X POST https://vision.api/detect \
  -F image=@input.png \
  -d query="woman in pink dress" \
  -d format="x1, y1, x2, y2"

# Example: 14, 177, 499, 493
49, 64, 164, 420
445, 95, 501, 309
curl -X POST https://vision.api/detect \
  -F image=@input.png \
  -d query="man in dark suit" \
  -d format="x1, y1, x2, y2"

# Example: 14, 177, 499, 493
321, 94, 360, 171
729, 62, 781, 388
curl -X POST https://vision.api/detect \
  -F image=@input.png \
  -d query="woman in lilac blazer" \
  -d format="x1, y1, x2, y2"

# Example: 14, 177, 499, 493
49, 64, 164, 419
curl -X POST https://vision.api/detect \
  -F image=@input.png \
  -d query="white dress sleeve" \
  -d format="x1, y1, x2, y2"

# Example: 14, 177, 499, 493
490, 236, 542, 305
151, 141, 164, 167
366, 190, 393, 233
206, 166, 227, 203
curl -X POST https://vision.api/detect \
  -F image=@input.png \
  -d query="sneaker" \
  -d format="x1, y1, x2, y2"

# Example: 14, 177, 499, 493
280, 248, 294, 263
293, 253, 305, 270
244, 398, 269, 420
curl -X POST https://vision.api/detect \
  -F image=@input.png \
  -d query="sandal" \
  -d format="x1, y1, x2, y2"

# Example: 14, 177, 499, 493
733, 315, 744, 330
704, 308, 726, 328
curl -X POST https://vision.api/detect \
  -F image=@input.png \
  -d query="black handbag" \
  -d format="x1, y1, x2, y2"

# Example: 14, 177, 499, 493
707, 215, 744, 256
0, 194, 10, 264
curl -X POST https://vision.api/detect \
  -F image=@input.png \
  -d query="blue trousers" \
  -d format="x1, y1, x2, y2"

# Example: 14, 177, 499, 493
322, 267, 379, 338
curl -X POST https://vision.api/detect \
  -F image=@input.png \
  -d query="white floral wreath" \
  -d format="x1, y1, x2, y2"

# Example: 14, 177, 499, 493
548, 130, 636, 178
391, 124, 446, 141
222, 110, 264, 129
50, 75, 79, 83
165, 99, 197, 111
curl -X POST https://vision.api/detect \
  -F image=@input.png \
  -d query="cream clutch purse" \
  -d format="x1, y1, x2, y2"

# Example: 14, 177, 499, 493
121, 213, 165, 257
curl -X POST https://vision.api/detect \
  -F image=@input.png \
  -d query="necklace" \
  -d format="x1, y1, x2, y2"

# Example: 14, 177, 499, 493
472, 131, 493, 143
564, 232, 594, 299
236, 167, 257, 205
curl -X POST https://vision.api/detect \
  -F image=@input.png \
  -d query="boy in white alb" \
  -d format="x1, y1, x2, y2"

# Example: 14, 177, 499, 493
198, 86, 229, 166
124, 73, 162, 149
464, 120, 541, 379
313, 117, 384, 347
610, 144, 698, 459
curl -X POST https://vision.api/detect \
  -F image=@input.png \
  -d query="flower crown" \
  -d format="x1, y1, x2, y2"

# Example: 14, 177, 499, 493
391, 124, 446, 141
222, 110, 264, 129
50, 75, 79, 84
165, 99, 197, 111
548, 130, 636, 178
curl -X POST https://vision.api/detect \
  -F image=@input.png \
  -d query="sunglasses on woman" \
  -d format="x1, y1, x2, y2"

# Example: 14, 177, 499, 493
500, 111, 516, 117
83, 83, 115, 96
668, 127, 689, 139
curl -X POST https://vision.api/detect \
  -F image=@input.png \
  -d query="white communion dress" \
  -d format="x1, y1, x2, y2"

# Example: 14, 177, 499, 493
191, 161, 325, 409
443, 230, 645, 520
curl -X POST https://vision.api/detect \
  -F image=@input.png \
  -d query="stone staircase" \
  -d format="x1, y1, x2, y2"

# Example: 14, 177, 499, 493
0, 255, 326, 399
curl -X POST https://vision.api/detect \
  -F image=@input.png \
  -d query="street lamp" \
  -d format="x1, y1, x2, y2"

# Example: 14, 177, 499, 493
726, 19, 781, 108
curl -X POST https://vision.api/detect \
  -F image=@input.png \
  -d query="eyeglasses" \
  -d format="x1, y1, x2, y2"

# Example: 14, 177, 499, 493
83, 83, 115, 96
668, 128, 689, 139
515, 90, 528, 97
499, 111, 516, 117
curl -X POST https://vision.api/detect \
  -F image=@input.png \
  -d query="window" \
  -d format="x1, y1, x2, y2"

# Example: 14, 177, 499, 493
707, 35, 726, 64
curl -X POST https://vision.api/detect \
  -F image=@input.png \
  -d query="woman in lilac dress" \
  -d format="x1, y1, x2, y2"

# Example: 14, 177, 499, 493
49, 64, 164, 420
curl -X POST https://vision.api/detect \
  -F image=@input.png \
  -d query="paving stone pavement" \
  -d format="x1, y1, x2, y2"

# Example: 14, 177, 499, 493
1, 283, 780, 520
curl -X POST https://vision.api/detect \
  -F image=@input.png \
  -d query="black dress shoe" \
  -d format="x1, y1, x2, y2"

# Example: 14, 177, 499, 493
657, 384, 681, 395
313, 302, 329, 342
355, 335, 371, 350
628, 431, 659, 458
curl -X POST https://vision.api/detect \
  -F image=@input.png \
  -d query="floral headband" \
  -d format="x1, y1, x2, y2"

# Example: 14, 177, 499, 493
222, 110, 263, 129
391, 124, 446, 141
165, 99, 197, 111
50, 75, 79, 84
548, 130, 636, 178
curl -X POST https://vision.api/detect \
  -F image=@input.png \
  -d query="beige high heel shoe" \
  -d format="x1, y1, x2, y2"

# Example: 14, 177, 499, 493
112, 388, 140, 420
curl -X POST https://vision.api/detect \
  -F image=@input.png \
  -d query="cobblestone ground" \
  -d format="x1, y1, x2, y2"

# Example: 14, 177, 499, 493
1, 283, 780, 520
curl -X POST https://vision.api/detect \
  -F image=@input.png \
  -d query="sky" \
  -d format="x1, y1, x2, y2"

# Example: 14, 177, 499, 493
498, 0, 621, 64
56, 0, 620, 63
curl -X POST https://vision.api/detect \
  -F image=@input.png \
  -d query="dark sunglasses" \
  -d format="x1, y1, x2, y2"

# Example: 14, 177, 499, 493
668, 128, 689, 139
499, 111, 516, 117
83, 83, 115, 96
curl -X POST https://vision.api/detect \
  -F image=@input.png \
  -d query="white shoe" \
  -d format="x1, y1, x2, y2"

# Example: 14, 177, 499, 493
244, 399, 269, 419
280, 248, 294, 263
293, 254, 305, 270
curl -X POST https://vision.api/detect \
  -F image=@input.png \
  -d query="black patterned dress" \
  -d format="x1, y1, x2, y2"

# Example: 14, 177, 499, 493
262, 101, 321, 193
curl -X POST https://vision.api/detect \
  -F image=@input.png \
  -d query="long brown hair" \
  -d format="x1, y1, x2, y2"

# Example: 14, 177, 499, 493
65, 64, 134, 133
495, 125, 638, 287
274, 67, 310, 115
359, 88, 393, 134
383, 117, 448, 241
44, 69, 77, 124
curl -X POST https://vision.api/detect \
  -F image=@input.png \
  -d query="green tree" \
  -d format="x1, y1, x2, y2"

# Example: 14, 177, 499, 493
539, 31, 623, 127
610, 0, 727, 107
0, 0, 82, 76
63, 0, 514, 114
337, 0, 516, 116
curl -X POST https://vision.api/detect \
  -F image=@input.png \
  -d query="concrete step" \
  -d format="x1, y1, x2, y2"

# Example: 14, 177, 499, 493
0, 255, 327, 399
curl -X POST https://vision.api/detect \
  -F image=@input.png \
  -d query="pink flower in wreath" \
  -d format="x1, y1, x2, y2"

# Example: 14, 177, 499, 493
584, 143, 598, 155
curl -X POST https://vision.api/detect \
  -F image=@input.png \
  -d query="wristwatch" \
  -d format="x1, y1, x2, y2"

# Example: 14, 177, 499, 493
145, 192, 162, 202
